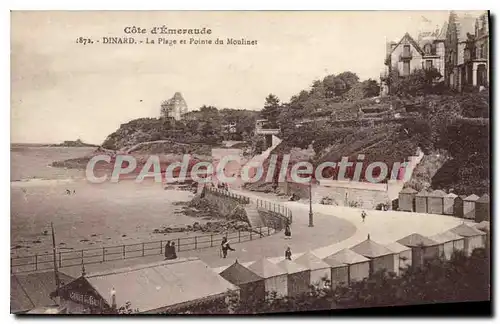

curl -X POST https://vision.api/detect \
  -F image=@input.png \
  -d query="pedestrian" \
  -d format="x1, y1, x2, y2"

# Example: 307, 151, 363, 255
221, 236, 235, 259
164, 241, 171, 259
361, 210, 367, 223
284, 223, 291, 239
170, 242, 177, 259
285, 247, 292, 260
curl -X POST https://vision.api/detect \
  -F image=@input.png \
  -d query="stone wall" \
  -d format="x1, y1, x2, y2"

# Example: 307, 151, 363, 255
313, 185, 391, 210
258, 209, 289, 231
202, 188, 249, 218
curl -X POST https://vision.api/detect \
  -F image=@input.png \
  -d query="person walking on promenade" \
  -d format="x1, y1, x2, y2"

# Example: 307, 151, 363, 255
285, 247, 292, 260
221, 236, 235, 258
361, 210, 367, 223
284, 223, 291, 239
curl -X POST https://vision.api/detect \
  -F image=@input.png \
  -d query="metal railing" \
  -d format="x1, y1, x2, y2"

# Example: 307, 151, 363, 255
11, 227, 275, 274
256, 198, 293, 224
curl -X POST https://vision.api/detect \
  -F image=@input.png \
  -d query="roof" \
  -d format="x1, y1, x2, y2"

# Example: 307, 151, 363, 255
277, 260, 309, 274
456, 14, 478, 41
436, 21, 449, 40
390, 33, 424, 56
445, 193, 458, 198
474, 221, 490, 232
400, 187, 418, 194
220, 261, 263, 285
464, 194, 480, 201
397, 233, 438, 247
248, 258, 287, 278
351, 239, 395, 258
323, 249, 369, 265
294, 251, 330, 271
430, 230, 464, 244
11, 270, 75, 314
450, 223, 485, 237
476, 194, 490, 203
416, 190, 430, 197
81, 258, 237, 313
385, 242, 411, 253
428, 190, 447, 197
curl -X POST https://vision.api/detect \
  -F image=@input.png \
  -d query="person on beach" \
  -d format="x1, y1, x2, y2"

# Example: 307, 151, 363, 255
285, 247, 292, 260
361, 210, 367, 223
284, 223, 291, 239
221, 237, 235, 258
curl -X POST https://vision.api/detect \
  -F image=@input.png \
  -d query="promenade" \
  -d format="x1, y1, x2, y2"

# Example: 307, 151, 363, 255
59, 188, 469, 278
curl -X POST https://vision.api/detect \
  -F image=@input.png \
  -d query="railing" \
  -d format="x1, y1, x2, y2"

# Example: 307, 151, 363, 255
11, 227, 275, 274
204, 187, 250, 204
256, 198, 293, 224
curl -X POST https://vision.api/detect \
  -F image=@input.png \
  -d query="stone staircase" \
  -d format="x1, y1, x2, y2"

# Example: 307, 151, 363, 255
244, 204, 265, 228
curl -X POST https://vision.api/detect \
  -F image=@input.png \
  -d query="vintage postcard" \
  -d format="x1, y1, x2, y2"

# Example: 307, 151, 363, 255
10, 10, 490, 315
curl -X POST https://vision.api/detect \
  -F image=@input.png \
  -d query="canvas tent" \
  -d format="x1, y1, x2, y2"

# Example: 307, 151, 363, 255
385, 242, 412, 275
220, 260, 265, 303
475, 194, 490, 223
248, 258, 288, 298
277, 259, 311, 297
350, 237, 396, 275
429, 230, 465, 260
449, 223, 486, 256
321, 257, 349, 289
398, 187, 417, 212
294, 251, 331, 289
473, 221, 490, 251
323, 249, 370, 283
56, 258, 238, 314
397, 233, 440, 268
415, 190, 429, 213
427, 190, 446, 214
463, 194, 480, 220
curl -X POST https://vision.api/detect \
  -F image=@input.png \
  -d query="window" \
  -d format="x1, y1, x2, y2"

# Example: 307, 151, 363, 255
425, 60, 433, 70
403, 45, 410, 56
403, 61, 410, 76
424, 44, 432, 54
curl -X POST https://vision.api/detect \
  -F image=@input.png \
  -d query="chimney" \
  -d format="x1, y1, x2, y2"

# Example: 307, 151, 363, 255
367, 234, 371, 240
81, 261, 86, 277
111, 288, 117, 310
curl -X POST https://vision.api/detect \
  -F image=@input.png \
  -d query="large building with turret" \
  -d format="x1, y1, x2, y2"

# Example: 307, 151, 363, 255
161, 92, 188, 120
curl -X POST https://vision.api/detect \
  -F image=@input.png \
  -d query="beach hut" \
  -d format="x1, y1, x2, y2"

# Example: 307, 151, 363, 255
350, 236, 397, 275
398, 188, 417, 212
463, 194, 480, 220
443, 193, 461, 216
322, 258, 349, 289
397, 233, 440, 268
427, 190, 446, 214
248, 258, 288, 298
323, 249, 370, 284
277, 260, 310, 297
450, 223, 486, 256
415, 190, 429, 213
56, 258, 238, 314
385, 242, 412, 276
429, 230, 465, 260
473, 221, 490, 251
220, 260, 265, 303
294, 251, 331, 289
475, 194, 490, 223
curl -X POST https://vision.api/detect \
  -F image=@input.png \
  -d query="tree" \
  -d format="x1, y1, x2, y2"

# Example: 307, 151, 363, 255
261, 94, 281, 128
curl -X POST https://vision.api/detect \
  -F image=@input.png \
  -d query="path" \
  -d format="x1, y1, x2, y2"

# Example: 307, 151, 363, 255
58, 188, 469, 277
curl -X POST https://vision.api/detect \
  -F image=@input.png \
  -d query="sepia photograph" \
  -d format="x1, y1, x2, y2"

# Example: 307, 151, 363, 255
9, 9, 491, 315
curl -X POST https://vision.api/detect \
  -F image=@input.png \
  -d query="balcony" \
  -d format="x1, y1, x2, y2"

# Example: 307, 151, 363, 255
399, 51, 413, 61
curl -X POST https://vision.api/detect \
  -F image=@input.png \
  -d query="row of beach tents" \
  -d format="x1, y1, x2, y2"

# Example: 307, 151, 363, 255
217, 222, 489, 303
399, 188, 490, 223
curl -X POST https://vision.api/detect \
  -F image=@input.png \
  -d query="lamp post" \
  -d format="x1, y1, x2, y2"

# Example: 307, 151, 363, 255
308, 177, 314, 227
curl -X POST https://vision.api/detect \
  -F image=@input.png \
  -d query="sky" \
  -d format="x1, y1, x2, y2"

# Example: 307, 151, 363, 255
11, 10, 457, 144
